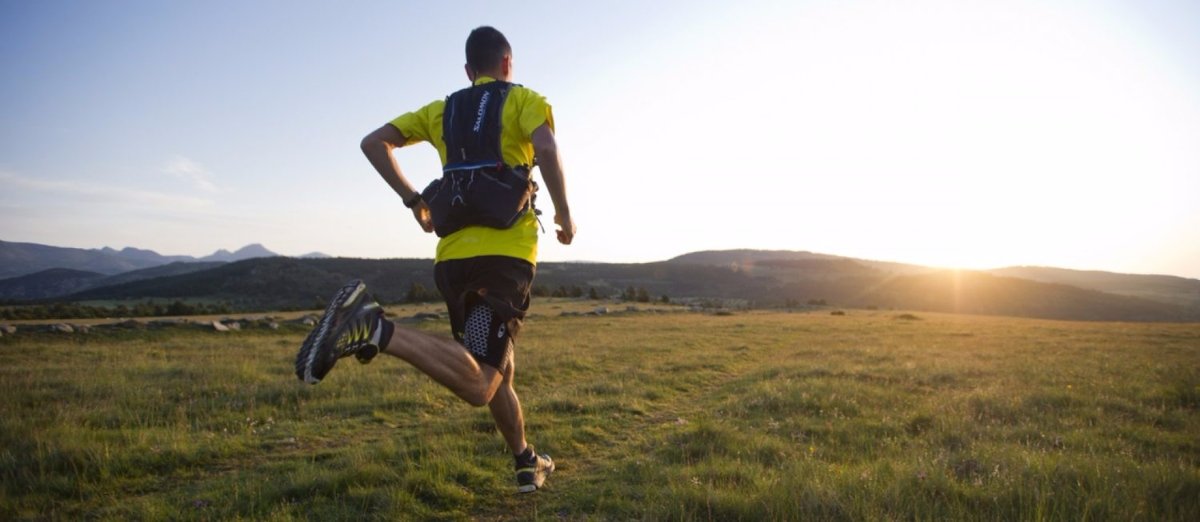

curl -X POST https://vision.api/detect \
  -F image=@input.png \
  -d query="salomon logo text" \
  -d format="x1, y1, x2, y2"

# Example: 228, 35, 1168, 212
472, 91, 491, 132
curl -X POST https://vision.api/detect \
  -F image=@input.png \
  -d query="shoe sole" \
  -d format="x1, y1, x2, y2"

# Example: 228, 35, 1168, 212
297, 280, 366, 384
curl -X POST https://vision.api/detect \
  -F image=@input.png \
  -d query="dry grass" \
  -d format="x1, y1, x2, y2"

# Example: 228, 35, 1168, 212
1, 303, 1197, 520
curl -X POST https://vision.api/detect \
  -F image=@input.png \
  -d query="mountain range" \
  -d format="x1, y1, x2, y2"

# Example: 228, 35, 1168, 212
1, 242, 1198, 322
0, 240, 312, 279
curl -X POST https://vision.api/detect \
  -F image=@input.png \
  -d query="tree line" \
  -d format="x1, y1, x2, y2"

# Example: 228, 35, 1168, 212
0, 301, 234, 321
2, 284, 672, 321
403, 283, 667, 303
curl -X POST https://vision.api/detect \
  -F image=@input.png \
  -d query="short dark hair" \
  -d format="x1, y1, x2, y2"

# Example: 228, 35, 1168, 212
465, 26, 511, 73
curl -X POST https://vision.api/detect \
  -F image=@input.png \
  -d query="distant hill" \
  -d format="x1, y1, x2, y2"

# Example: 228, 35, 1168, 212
673, 250, 1200, 312
0, 240, 194, 278
863, 270, 1198, 322
989, 266, 1200, 308
670, 249, 932, 275
0, 261, 226, 301
0, 268, 107, 301
90, 261, 227, 287
63, 256, 790, 311
47, 251, 1200, 322
0, 240, 280, 279
7, 245, 1198, 322
64, 257, 439, 311
670, 249, 841, 265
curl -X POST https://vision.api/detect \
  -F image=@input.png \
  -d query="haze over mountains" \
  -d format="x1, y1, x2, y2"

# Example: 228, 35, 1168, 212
1, 241, 1198, 322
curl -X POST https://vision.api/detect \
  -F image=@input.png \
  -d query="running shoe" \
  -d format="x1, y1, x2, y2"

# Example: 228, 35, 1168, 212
516, 448, 555, 493
295, 280, 383, 384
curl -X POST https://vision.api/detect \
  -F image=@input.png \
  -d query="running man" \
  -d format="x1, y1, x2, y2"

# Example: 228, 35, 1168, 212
295, 26, 574, 494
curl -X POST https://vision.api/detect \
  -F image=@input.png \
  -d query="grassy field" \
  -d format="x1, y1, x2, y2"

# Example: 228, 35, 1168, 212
1, 302, 1198, 520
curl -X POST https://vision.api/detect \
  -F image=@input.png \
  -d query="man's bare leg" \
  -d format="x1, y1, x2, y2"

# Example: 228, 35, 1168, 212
383, 323, 528, 454
372, 316, 550, 492
487, 351, 528, 455
381, 324, 503, 407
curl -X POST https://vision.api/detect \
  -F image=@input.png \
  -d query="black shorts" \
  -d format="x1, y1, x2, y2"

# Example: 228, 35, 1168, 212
434, 256, 535, 370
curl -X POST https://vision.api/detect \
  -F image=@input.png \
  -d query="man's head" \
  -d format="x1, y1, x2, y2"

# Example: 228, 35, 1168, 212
465, 26, 512, 82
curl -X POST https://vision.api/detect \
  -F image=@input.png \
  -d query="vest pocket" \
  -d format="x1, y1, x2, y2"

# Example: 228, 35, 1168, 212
422, 168, 533, 238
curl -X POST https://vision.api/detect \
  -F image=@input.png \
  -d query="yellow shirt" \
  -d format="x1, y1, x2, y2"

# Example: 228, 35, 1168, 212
390, 77, 553, 265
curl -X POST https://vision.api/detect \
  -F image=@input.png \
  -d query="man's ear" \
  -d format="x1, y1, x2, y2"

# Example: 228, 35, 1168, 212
465, 63, 475, 82
500, 54, 512, 79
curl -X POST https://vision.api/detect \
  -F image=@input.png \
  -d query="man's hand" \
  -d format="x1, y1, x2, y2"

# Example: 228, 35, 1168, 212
555, 213, 575, 245
412, 201, 434, 233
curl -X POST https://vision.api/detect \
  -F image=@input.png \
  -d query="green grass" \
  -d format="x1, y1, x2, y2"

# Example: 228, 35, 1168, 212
1, 305, 1198, 520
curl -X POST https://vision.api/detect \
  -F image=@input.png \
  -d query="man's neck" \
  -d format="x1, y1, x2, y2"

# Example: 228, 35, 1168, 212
473, 70, 508, 83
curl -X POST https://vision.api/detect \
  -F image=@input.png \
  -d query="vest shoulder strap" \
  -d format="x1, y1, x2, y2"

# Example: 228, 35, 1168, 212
442, 81, 517, 170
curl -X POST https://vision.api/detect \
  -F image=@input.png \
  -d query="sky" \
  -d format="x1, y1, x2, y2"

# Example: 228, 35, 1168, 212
2, 0, 1198, 278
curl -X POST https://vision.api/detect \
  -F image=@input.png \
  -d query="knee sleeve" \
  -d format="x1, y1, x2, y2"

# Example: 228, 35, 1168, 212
462, 303, 511, 369
463, 303, 494, 358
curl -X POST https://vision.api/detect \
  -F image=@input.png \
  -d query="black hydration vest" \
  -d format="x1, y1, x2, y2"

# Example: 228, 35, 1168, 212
420, 81, 536, 238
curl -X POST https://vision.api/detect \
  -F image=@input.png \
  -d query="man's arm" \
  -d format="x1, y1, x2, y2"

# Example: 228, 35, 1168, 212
531, 123, 574, 245
360, 124, 433, 233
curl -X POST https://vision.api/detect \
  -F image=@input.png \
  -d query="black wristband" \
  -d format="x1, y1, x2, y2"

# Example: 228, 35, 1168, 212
403, 193, 423, 209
